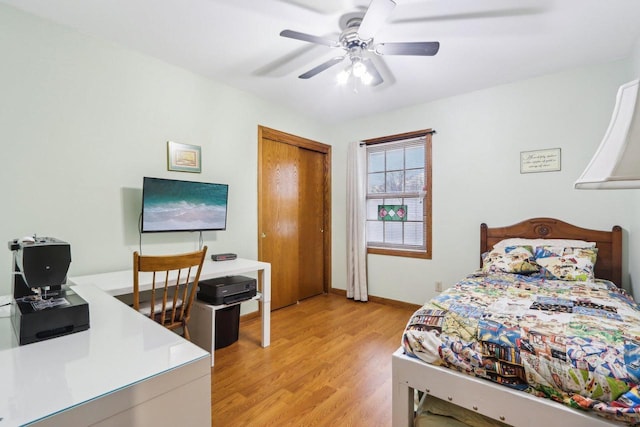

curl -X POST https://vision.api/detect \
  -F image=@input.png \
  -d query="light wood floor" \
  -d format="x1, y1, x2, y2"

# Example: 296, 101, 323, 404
210, 293, 416, 426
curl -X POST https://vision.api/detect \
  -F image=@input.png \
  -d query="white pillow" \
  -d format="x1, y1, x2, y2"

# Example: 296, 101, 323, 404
492, 238, 596, 250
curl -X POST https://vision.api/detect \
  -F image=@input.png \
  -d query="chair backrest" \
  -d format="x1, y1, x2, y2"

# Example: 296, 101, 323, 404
132, 246, 207, 338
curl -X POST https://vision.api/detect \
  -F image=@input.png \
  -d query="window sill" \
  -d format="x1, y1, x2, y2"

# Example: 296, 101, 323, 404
367, 247, 431, 259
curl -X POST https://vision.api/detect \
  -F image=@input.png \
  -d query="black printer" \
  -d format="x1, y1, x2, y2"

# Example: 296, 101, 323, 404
197, 275, 257, 305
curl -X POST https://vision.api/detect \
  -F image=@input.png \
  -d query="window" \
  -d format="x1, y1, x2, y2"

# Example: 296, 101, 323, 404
364, 129, 433, 259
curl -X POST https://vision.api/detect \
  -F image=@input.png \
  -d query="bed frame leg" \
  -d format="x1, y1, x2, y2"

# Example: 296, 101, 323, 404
392, 374, 413, 426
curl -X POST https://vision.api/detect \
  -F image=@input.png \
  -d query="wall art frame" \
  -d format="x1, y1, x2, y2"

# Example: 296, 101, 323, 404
167, 141, 201, 173
520, 148, 561, 174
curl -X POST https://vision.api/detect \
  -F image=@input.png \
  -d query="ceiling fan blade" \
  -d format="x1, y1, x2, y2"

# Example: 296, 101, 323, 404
299, 56, 345, 79
375, 41, 440, 56
253, 43, 329, 78
280, 29, 340, 48
277, 0, 348, 14
362, 58, 383, 86
358, 0, 396, 41
391, 7, 545, 25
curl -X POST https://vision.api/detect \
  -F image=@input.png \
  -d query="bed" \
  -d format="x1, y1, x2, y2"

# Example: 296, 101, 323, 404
392, 217, 639, 427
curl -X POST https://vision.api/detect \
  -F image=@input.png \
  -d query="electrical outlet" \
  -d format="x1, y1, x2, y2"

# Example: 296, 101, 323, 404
435, 281, 443, 292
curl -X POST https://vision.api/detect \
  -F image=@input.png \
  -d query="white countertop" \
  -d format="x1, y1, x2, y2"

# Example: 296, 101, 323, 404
0, 284, 209, 426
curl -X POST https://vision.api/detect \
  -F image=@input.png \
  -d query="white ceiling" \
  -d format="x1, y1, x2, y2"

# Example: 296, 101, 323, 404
3, 0, 640, 124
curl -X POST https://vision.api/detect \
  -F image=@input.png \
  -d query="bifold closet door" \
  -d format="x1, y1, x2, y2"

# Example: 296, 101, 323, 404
298, 147, 324, 301
260, 138, 300, 310
259, 126, 330, 311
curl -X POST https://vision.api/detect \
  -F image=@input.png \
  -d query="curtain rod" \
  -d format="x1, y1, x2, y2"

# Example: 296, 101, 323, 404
359, 129, 436, 146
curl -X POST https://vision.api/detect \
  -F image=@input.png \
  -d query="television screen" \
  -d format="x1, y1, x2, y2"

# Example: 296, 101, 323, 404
141, 177, 229, 232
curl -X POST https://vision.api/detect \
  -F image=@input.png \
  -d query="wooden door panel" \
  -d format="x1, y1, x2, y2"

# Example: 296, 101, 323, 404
260, 138, 299, 310
258, 126, 331, 312
298, 148, 324, 300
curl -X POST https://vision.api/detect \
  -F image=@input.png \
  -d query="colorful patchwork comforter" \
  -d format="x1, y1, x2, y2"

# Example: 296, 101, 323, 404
402, 272, 640, 425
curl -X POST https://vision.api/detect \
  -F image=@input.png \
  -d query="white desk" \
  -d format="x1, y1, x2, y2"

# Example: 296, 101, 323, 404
0, 284, 211, 426
70, 257, 271, 366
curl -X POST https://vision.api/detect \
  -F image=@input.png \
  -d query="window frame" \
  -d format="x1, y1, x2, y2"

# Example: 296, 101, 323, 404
363, 129, 433, 259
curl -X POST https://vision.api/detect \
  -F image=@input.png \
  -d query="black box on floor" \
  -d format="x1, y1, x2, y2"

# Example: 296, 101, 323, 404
197, 275, 257, 305
215, 305, 240, 349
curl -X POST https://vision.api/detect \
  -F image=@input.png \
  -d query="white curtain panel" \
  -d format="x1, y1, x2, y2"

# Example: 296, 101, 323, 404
347, 140, 368, 301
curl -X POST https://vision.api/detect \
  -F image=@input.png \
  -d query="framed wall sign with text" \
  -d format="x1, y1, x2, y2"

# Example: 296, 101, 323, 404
520, 148, 561, 174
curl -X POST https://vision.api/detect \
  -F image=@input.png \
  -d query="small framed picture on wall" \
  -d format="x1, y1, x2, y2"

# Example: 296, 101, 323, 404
520, 148, 561, 174
167, 141, 201, 173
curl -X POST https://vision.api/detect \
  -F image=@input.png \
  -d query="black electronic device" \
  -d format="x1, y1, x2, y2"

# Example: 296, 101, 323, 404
141, 176, 229, 233
211, 253, 237, 261
215, 305, 240, 350
9, 236, 90, 345
197, 275, 257, 305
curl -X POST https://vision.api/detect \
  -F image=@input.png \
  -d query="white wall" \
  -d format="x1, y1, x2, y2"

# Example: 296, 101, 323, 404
628, 38, 640, 300
3, 4, 639, 307
332, 60, 638, 304
0, 4, 331, 298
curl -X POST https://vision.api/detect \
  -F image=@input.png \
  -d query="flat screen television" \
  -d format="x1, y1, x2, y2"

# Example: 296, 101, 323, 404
141, 177, 229, 233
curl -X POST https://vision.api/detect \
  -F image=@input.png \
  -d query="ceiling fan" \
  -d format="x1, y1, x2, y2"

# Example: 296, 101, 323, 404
279, 0, 440, 87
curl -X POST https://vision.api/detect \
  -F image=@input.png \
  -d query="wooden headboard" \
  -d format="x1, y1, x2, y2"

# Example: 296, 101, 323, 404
480, 217, 622, 286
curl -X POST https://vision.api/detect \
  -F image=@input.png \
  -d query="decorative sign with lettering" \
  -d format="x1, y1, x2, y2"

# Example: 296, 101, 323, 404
520, 148, 561, 173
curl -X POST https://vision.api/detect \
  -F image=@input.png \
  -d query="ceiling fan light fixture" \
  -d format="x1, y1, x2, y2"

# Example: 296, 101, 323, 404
336, 62, 374, 86
352, 60, 367, 78
336, 68, 351, 85
360, 72, 374, 85
280, 0, 438, 88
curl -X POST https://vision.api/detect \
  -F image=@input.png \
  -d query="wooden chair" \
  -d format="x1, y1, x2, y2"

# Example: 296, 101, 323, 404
133, 247, 207, 341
